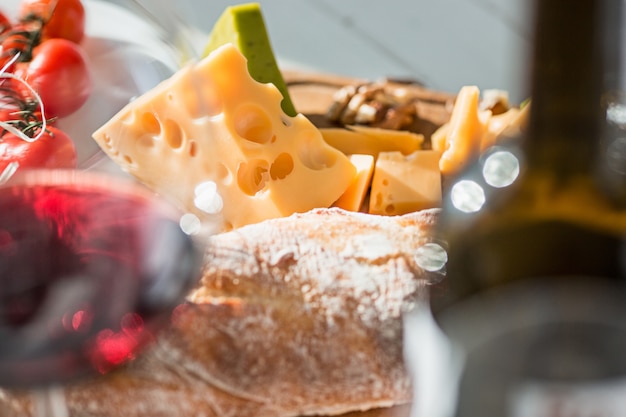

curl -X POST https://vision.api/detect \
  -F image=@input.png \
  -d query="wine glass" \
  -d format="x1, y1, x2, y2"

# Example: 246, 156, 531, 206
0, 0, 206, 415
0, 169, 205, 416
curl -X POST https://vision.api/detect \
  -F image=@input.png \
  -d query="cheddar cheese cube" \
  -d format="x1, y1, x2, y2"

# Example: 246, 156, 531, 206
369, 150, 442, 216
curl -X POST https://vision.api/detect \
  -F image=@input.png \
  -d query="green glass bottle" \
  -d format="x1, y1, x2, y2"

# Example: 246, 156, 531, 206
422, 0, 626, 415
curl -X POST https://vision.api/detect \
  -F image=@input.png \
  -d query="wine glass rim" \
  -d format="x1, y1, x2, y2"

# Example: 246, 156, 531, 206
0, 168, 183, 216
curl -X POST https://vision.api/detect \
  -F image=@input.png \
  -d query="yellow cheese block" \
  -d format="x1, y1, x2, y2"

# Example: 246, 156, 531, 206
369, 150, 442, 216
332, 154, 375, 212
92, 44, 355, 231
320, 126, 424, 158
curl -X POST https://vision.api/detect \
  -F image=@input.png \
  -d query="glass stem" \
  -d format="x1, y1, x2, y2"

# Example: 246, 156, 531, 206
32, 387, 68, 417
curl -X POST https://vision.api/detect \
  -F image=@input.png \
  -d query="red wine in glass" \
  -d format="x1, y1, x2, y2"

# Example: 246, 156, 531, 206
0, 169, 203, 389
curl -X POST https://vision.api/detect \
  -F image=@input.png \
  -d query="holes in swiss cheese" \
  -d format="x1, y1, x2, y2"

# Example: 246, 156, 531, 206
237, 159, 270, 196
141, 112, 161, 135
163, 119, 184, 149
233, 104, 273, 144
270, 153, 294, 180
140, 113, 185, 151
189, 141, 198, 157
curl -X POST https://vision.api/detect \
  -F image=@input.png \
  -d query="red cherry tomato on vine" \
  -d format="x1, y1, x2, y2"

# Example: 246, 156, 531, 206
15, 38, 92, 119
0, 100, 50, 129
19, 0, 85, 44
0, 126, 77, 171
1, 31, 28, 58
0, 22, 41, 69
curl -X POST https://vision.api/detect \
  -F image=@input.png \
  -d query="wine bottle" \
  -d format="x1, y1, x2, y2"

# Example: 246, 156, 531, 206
426, 0, 626, 415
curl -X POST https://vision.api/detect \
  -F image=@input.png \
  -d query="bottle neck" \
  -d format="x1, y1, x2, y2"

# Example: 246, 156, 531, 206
524, 0, 607, 174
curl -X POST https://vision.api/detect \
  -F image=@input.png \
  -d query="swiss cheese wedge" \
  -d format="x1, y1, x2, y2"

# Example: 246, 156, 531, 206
92, 44, 355, 231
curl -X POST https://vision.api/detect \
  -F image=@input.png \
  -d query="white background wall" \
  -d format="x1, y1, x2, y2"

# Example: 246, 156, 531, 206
17, 0, 533, 103
175, 0, 534, 103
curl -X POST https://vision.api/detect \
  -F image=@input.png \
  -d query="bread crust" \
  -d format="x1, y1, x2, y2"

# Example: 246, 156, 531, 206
1, 208, 439, 417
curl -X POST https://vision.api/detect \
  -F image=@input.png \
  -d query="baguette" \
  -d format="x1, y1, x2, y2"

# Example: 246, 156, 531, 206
1, 207, 439, 416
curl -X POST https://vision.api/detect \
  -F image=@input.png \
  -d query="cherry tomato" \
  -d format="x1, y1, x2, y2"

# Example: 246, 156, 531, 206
16, 38, 92, 119
0, 126, 76, 171
19, 0, 85, 44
